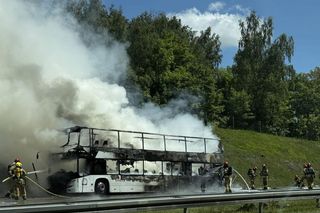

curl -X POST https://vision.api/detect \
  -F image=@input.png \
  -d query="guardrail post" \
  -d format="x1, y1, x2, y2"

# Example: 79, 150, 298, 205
183, 207, 189, 213
258, 202, 263, 213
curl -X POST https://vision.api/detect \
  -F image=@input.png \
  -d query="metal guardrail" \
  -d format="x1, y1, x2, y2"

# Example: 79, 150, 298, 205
1, 190, 320, 213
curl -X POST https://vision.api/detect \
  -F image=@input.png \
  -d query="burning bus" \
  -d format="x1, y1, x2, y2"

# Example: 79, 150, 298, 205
50, 126, 224, 194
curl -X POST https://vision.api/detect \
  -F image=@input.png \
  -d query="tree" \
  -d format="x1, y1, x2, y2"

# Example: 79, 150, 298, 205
127, 13, 224, 124
67, 0, 128, 42
192, 27, 221, 68
127, 13, 193, 104
288, 67, 320, 139
232, 11, 294, 133
226, 89, 254, 128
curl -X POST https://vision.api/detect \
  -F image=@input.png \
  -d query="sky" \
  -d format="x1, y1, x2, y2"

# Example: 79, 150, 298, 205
104, 0, 320, 73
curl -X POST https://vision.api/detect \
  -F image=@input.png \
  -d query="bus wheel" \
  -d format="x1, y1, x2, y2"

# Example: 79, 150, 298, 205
95, 179, 108, 194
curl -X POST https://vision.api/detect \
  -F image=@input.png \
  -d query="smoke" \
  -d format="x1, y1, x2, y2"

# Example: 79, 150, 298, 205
0, 0, 218, 183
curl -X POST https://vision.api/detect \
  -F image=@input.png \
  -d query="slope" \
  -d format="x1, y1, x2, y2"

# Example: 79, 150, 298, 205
215, 128, 320, 188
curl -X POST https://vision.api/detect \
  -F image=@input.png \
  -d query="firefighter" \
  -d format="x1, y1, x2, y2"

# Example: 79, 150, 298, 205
294, 175, 304, 188
299, 163, 308, 186
260, 164, 269, 190
304, 162, 315, 190
5, 158, 21, 198
8, 158, 20, 175
198, 166, 205, 192
12, 161, 27, 200
223, 161, 233, 193
198, 165, 208, 192
198, 166, 205, 175
247, 166, 257, 189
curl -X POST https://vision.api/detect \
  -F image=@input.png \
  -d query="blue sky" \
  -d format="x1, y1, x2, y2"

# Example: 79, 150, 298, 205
104, 0, 319, 72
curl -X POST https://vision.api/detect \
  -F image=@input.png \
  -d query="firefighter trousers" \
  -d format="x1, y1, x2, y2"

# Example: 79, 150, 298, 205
13, 178, 26, 200
224, 176, 232, 193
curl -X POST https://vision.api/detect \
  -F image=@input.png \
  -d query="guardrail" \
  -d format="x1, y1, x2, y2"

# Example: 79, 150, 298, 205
1, 190, 320, 213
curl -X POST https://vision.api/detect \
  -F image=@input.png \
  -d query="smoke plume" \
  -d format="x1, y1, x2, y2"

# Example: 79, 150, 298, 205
0, 0, 218, 178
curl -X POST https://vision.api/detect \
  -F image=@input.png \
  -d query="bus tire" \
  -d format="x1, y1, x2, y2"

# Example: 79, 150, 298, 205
95, 179, 109, 195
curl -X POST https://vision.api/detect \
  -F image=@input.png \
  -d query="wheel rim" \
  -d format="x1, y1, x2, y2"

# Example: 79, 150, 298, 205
96, 182, 106, 193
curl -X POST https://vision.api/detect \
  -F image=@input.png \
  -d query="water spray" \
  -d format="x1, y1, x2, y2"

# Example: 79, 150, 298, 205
233, 168, 250, 191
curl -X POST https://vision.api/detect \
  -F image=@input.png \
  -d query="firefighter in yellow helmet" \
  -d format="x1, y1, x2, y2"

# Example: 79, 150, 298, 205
8, 158, 20, 175
12, 161, 27, 200
223, 161, 233, 193
5, 158, 21, 198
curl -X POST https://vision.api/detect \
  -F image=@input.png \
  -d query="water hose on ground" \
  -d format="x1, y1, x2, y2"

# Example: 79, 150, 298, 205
25, 176, 70, 199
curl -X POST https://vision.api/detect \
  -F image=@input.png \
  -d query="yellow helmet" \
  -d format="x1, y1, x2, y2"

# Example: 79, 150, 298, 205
15, 162, 22, 168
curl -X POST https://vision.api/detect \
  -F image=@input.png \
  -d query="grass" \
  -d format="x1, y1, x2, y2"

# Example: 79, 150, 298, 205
216, 128, 320, 188
141, 128, 320, 212
147, 200, 320, 213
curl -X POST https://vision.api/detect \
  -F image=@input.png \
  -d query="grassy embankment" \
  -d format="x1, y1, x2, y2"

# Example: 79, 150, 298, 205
149, 128, 320, 213
216, 128, 320, 188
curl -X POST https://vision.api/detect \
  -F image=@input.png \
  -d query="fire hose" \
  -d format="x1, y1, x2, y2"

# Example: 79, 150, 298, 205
2, 176, 70, 199
217, 166, 250, 191
25, 176, 70, 199
233, 168, 250, 190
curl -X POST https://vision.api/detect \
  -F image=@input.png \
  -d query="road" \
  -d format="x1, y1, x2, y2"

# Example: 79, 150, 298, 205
1, 187, 320, 212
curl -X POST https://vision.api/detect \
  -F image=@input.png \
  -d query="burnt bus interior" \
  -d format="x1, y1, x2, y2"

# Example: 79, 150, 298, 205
53, 126, 224, 191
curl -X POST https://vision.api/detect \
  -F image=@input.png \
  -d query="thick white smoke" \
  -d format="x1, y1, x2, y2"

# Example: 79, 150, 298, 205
0, 1, 218, 171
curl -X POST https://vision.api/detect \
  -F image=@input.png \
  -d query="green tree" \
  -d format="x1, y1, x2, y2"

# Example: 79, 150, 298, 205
67, 0, 128, 42
225, 89, 254, 128
191, 28, 223, 124
127, 13, 224, 125
127, 13, 196, 104
232, 11, 294, 133
192, 27, 221, 68
288, 67, 320, 139
126, 13, 224, 125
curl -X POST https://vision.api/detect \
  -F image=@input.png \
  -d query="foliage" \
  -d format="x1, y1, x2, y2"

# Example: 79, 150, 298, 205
67, 0, 128, 42
232, 11, 294, 134
127, 13, 224, 124
225, 88, 254, 128
66, 3, 320, 140
288, 67, 320, 140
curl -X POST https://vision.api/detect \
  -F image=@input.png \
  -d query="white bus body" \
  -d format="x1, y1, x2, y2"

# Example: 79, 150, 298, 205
66, 175, 159, 193
51, 126, 224, 194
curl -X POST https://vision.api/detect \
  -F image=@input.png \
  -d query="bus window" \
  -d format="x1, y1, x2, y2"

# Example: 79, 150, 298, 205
120, 161, 142, 175
106, 160, 119, 174
91, 159, 106, 175
79, 129, 90, 147
69, 132, 79, 146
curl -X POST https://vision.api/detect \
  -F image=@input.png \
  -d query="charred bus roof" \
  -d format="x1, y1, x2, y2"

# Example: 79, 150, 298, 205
58, 126, 224, 164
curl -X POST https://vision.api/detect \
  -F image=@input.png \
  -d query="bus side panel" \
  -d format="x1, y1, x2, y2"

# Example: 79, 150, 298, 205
67, 178, 84, 193
118, 180, 145, 193
108, 179, 120, 193
67, 175, 150, 193
81, 176, 94, 193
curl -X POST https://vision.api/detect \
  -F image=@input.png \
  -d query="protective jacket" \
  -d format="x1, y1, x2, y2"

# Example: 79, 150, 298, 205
260, 168, 268, 177
305, 167, 315, 178
248, 168, 256, 178
13, 166, 26, 179
224, 166, 233, 177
